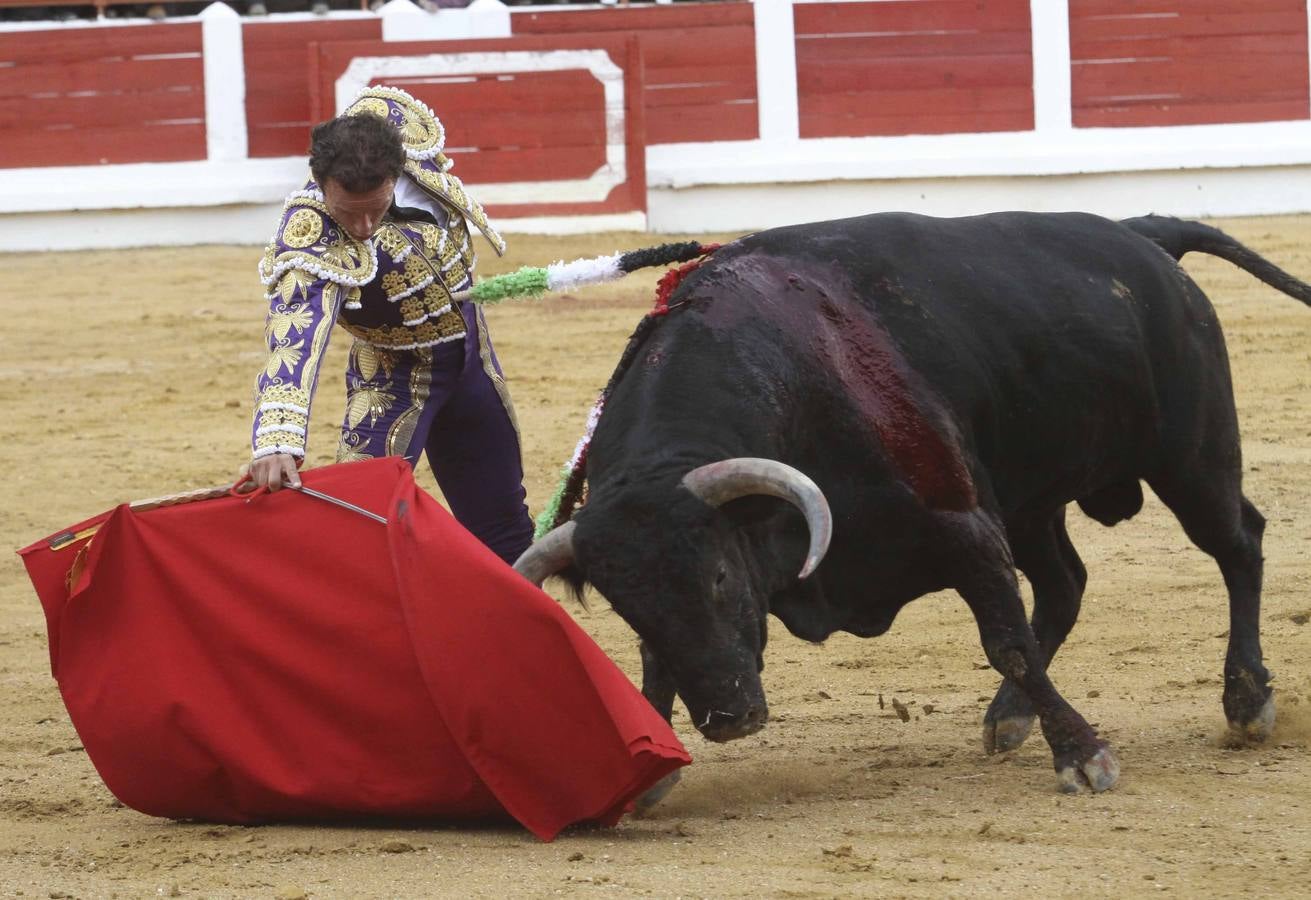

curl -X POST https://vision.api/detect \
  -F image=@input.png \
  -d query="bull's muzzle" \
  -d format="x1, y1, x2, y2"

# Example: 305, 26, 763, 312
696, 704, 769, 742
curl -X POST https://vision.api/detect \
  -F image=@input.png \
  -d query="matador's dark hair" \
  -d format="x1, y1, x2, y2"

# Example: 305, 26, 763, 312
308, 114, 406, 192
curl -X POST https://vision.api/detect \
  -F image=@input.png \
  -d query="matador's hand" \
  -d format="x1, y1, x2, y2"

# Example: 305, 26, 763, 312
237, 453, 301, 492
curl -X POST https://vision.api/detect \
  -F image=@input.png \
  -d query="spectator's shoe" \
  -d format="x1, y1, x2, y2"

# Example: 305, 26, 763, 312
146, 3, 167, 19
247, 1, 268, 15
311, 0, 330, 14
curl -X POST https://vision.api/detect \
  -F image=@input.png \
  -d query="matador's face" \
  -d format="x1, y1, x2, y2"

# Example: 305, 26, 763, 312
322, 177, 396, 242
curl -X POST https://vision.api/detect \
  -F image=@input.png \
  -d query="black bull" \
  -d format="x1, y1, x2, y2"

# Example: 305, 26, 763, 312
516, 212, 1311, 795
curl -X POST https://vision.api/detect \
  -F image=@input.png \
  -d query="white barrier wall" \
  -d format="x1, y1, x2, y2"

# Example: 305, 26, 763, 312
1, 0, 1310, 251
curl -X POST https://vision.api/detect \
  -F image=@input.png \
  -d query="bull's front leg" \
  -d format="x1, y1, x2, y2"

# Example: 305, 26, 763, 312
635, 640, 682, 811
952, 516, 1119, 793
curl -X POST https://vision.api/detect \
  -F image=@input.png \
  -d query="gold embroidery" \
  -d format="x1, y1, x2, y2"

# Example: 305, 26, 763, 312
403, 159, 506, 257
340, 311, 466, 350
376, 226, 409, 259
400, 296, 425, 325
256, 384, 310, 408
387, 348, 435, 457
476, 305, 521, 443
381, 271, 407, 297
386, 406, 422, 457
275, 270, 315, 303
336, 431, 374, 464
345, 382, 397, 429
299, 281, 340, 391
265, 339, 305, 378
349, 97, 392, 122
266, 303, 314, 343
351, 341, 396, 383
403, 253, 429, 283
259, 197, 376, 288
346, 86, 446, 160
283, 208, 323, 249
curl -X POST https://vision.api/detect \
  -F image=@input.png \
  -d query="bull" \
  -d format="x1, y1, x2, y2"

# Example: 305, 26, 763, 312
515, 212, 1310, 794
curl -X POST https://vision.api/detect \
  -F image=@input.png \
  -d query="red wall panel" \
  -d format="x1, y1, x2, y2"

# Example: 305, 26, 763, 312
0, 23, 205, 168
313, 34, 646, 220
1070, 0, 1310, 127
794, 0, 1035, 139
243, 18, 382, 159
512, 3, 758, 144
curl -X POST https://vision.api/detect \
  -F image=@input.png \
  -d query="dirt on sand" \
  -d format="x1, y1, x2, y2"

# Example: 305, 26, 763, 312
1, 218, 1309, 898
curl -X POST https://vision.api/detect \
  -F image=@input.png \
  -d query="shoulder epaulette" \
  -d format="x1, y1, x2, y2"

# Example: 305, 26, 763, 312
257, 190, 379, 289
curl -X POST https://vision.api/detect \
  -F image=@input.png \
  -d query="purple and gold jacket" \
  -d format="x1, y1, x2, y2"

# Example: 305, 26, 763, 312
250, 86, 505, 461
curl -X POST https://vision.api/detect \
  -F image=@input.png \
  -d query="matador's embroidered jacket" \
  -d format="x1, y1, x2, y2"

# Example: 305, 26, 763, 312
251, 86, 506, 461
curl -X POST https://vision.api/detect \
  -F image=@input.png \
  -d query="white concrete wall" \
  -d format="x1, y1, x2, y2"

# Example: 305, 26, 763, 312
2, 0, 1311, 250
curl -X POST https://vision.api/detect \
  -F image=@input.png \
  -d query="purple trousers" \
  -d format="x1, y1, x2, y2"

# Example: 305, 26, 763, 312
336, 302, 534, 565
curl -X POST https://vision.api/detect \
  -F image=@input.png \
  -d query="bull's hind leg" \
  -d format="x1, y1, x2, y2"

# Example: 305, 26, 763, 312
1147, 472, 1274, 742
984, 509, 1088, 753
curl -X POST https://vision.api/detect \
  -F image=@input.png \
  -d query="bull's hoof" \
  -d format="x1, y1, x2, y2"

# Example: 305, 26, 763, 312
633, 769, 682, 815
1056, 745, 1120, 794
1226, 694, 1276, 745
983, 715, 1036, 754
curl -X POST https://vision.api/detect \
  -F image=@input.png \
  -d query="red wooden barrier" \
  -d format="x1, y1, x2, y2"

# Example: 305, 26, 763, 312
1070, 0, 1310, 127
793, 0, 1034, 139
312, 33, 646, 219
0, 23, 205, 168
243, 17, 382, 159
512, 3, 758, 145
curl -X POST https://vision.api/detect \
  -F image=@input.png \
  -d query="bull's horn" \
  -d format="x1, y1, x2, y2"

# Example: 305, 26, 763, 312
512, 520, 577, 586
681, 458, 832, 579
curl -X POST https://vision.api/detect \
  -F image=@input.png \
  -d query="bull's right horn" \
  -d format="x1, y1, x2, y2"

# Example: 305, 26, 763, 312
512, 520, 577, 586
682, 458, 832, 579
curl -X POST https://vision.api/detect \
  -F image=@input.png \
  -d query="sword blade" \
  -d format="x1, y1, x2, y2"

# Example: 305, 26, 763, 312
291, 484, 388, 525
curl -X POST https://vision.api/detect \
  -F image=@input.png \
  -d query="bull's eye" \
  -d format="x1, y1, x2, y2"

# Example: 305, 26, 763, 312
715, 566, 727, 587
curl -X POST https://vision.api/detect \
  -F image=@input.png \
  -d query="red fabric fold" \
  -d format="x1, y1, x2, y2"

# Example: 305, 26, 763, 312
17, 458, 689, 839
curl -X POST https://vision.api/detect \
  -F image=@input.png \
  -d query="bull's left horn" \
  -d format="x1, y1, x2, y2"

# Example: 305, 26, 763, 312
513, 521, 577, 586
682, 458, 832, 579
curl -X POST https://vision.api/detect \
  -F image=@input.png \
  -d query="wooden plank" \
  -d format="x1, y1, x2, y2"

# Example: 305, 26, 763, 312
1073, 55, 1308, 99
242, 17, 381, 49
0, 56, 203, 98
1072, 31, 1309, 60
644, 62, 757, 92
631, 26, 756, 69
450, 145, 606, 184
248, 124, 312, 159
1073, 97, 1309, 128
0, 23, 201, 66
797, 55, 1032, 93
644, 81, 758, 108
794, 0, 1032, 36
1070, 0, 1303, 18
1071, 11, 1307, 42
802, 85, 1034, 119
511, 3, 753, 34
645, 101, 758, 145
0, 89, 201, 130
0, 121, 206, 168
435, 108, 607, 151
801, 108, 1033, 139
796, 29, 1034, 59
373, 70, 606, 117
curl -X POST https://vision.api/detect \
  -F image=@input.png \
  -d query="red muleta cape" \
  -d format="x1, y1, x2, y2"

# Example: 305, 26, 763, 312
18, 457, 689, 840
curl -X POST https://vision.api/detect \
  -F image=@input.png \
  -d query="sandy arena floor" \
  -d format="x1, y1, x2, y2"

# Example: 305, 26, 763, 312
1, 218, 1309, 898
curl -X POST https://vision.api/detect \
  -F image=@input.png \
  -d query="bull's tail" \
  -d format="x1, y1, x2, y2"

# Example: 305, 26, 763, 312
1120, 215, 1311, 306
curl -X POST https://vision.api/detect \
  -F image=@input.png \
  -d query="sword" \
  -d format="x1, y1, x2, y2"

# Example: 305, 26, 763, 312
289, 484, 388, 525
